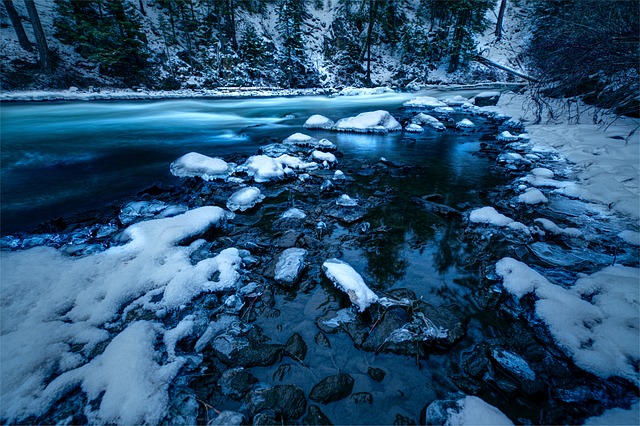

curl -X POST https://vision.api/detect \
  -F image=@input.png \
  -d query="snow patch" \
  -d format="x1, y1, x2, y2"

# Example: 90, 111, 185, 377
170, 152, 234, 181
322, 259, 378, 312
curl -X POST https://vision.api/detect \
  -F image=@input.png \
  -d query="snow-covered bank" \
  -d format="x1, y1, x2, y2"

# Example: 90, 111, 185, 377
487, 93, 640, 221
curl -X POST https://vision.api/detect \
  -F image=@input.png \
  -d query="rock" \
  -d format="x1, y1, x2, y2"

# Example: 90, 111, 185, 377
252, 410, 278, 426
304, 114, 335, 130
367, 367, 386, 382
350, 392, 373, 404
474, 91, 501, 107
226, 187, 265, 212
274, 248, 307, 286
302, 405, 333, 425
310, 373, 355, 404
322, 259, 379, 312
210, 411, 244, 426
490, 347, 544, 396
275, 229, 301, 248
411, 196, 462, 219
212, 328, 283, 367
315, 332, 331, 348
394, 413, 417, 425
218, 367, 257, 400
285, 333, 307, 361
422, 395, 513, 425
246, 385, 307, 421
412, 301, 466, 347
362, 307, 422, 356
325, 205, 367, 223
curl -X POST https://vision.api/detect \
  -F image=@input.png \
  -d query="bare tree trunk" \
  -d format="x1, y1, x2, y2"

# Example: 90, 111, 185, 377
138, 0, 146, 16
229, 0, 238, 51
364, 0, 377, 86
495, 0, 507, 40
3, 0, 32, 51
23, 0, 50, 72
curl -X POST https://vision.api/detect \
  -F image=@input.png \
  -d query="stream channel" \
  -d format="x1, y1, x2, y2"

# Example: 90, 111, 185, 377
1, 87, 637, 425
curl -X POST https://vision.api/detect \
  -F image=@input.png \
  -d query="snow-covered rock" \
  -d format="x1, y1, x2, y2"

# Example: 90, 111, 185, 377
405, 123, 424, 133
403, 96, 446, 108
336, 194, 358, 206
283, 133, 315, 145
434, 106, 455, 114
534, 218, 582, 237
239, 155, 285, 182
304, 115, 334, 130
424, 395, 513, 426
517, 188, 548, 204
170, 152, 234, 181
274, 248, 307, 286
226, 187, 265, 212
497, 131, 519, 142
281, 208, 307, 220
496, 258, 640, 384
334, 110, 402, 134
444, 95, 471, 106
473, 91, 501, 107
455, 118, 475, 129
312, 150, 337, 164
412, 113, 446, 131
322, 259, 378, 312
469, 207, 529, 234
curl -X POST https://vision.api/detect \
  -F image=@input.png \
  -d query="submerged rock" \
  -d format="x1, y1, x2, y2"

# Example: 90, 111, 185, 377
309, 373, 355, 404
246, 385, 307, 421
411, 196, 462, 219
274, 248, 307, 286
285, 333, 308, 361
218, 368, 258, 400
302, 405, 333, 425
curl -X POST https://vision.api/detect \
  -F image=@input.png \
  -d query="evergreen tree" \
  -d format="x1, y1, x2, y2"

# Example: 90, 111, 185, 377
239, 26, 275, 85
54, 0, 149, 83
276, 0, 317, 87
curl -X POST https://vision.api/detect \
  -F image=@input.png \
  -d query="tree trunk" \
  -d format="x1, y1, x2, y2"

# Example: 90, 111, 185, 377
138, 0, 146, 16
364, 0, 377, 86
23, 0, 50, 72
2, 0, 32, 52
495, 0, 507, 40
229, 0, 238, 51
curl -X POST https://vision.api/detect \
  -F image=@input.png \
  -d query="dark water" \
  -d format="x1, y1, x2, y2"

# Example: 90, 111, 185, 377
1, 89, 503, 234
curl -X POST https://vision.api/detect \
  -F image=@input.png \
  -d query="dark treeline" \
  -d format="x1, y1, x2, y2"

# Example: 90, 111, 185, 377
2, 0, 638, 116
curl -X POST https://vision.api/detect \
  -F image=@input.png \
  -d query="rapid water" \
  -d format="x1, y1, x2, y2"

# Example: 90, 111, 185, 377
1, 88, 506, 234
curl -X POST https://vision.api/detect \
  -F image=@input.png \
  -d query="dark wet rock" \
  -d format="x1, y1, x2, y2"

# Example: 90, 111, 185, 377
490, 347, 544, 396
412, 301, 466, 347
350, 392, 373, 404
218, 367, 257, 400
367, 367, 386, 382
252, 409, 278, 426
302, 405, 333, 426
411, 196, 462, 219
474, 92, 501, 107
315, 332, 331, 348
309, 373, 355, 404
462, 343, 491, 378
421, 397, 461, 425
325, 205, 367, 223
379, 157, 403, 168
246, 384, 306, 421
275, 229, 302, 248
423, 193, 444, 202
362, 307, 421, 355
285, 333, 307, 361
212, 327, 283, 368
394, 413, 417, 425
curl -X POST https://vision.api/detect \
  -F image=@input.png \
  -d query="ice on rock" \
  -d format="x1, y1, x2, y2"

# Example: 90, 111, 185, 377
274, 248, 307, 285
226, 187, 265, 212
281, 208, 307, 220
210, 411, 245, 426
312, 150, 337, 164
120, 200, 167, 224
405, 123, 424, 133
322, 259, 379, 312
618, 230, 640, 246
283, 132, 314, 144
334, 110, 401, 134
412, 113, 446, 130
240, 155, 285, 182
336, 194, 358, 206
497, 131, 519, 142
469, 207, 530, 234
403, 96, 446, 108
333, 170, 346, 181
455, 118, 475, 129
304, 114, 334, 130
517, 188, 548, 204
496, 258, 640, 383
317, 138, 337, 151
434, 106, 455, 114
170, 152, 233, 181
534, 218, 582, 237
444, 95, 471, 106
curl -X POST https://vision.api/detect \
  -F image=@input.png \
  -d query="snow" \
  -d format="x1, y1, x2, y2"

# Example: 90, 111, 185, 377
426, 395, 514, 426
322, 259, 379, 312
240, 155, 285, 182
170, 152, 234, 181
304, 114, 335, 130
469, 206, 529, 233
226, 187, 265, 212
496, 258, 640, 384
334, 110, 402, 134
405, 123, 424, 133
274, 248, 307, 285
517, 188, 548, 204
283, 132, 314, 144
412, 113, 446, 130
584, 402, 639, 425
497, 131, 519, 142
281, 208, 307, 220
455, 118, 476, 129
312, 150, 337, 163
534, 218, 582, 237
403, 96, 446, 108
336, 194, 358, 207
618, 230, 640, 246
0, 207, 233, 422
444, 95, 471, 106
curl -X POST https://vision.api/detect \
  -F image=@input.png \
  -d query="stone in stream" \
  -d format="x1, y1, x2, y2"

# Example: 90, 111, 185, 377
367, 367, 386, 382
302, 405, 333, 425
490, 347, 544, 396
285, 332, 307, 361
309, 373, 355, 404
473, 91, 501, 107
411, 196, 462, 219
218, 367, 258, 400
274, 247, 307, 286
246, 384, 307, 421
209, 411, 244, 426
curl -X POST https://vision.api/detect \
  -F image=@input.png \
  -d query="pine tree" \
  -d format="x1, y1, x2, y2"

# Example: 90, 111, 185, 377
276, 0, 317, 87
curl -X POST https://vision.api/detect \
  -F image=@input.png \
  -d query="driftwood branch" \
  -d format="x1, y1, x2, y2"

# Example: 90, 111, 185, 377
475, 55, 539, 82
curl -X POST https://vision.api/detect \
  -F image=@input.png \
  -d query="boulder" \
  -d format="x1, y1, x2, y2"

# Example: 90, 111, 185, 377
309, 373, 355, 404
473, 91, 501, 107
246, 385, 307, 421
